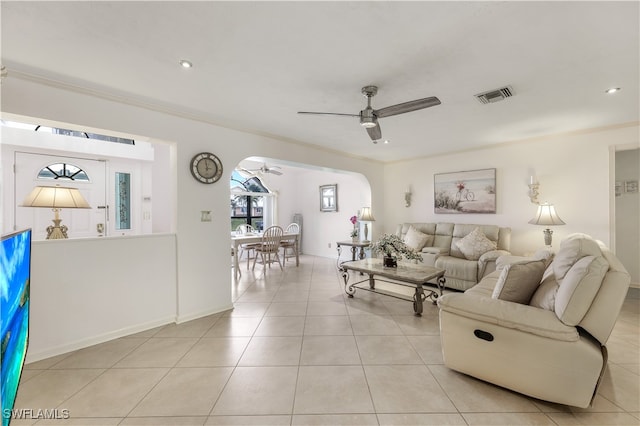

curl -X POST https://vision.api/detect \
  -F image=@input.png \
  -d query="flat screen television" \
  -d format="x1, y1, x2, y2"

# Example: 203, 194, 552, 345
1, 229, 31, 426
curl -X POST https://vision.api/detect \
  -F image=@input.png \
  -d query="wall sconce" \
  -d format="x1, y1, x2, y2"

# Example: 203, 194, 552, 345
528, 176, 540, 204
404, 186, 412, 207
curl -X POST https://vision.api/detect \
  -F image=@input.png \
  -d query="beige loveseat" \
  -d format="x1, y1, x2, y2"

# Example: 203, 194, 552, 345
396, 222, 511, 291
438, 234, 631, 408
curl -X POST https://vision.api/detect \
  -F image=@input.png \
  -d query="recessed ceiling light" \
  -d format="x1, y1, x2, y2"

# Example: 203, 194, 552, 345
179, 60, 193, 69
384, 140, 390, 144
605, 87, 621, 94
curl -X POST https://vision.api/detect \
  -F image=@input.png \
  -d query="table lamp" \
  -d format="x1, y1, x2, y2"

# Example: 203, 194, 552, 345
358, 207, 376, 242
528, 203, 565, 246
22, 185, 91, 239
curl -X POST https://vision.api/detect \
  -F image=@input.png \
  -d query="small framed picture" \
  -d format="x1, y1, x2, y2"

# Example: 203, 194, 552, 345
625, 180, 638, 193
615, 181, 623, 197
320, 184, 338, 212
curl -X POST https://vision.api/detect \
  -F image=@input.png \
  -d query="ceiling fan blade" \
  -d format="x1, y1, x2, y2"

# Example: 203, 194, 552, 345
297, 111, 360, 117
375, 96, 441, 118
366, 122, 382, 141
268, 170, 283, 176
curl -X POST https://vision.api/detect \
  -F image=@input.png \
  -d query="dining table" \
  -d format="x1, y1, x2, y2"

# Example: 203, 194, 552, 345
231, 231, 300, 278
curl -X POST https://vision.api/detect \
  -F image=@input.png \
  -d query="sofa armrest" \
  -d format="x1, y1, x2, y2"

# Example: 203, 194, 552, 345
438, 292, 578, 342
478, 249, 510, 277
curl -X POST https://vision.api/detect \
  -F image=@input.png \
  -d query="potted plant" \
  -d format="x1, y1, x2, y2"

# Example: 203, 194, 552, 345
349, 215, 359, 240
369, 234, 423, 267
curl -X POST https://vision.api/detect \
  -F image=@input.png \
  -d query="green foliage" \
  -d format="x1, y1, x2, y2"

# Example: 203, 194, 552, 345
369, 234, 423, 261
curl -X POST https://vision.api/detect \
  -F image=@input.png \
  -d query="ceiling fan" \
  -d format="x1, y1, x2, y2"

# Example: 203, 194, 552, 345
298, 86, 441, 143
245, 163, 283, 176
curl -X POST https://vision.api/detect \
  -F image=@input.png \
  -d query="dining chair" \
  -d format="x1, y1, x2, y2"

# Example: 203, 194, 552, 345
252, 225, 284, 271
280, 222, 300, 264
236, 224, 260, 269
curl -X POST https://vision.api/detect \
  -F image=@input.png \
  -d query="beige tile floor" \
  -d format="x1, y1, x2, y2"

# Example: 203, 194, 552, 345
12, 255, 640, 425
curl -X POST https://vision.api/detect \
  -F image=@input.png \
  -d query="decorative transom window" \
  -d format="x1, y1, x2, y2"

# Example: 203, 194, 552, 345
37, 163, 90, 181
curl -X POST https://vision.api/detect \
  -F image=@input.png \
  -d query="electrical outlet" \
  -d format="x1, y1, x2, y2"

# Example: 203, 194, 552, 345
328, 243, 331, 248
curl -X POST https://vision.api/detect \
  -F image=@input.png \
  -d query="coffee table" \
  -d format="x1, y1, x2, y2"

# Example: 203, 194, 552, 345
340, 258, 446, 316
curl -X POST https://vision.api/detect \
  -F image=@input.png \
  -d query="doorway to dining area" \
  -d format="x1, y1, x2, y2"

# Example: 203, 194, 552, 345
230, 157, 372, 260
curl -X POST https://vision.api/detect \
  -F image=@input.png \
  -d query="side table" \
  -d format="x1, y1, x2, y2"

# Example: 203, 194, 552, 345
336, 240, 370, 269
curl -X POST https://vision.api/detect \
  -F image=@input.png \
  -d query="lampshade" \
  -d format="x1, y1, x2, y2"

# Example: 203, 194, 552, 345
358, 207, 376, 222
528, 203, 565, 226
22, 185, 91, 209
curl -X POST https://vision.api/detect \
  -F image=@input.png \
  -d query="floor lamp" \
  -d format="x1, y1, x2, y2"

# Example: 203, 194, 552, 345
22, 185, 91, 239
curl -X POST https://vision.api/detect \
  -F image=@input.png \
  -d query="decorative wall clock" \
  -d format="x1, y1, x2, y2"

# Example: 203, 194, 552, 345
190, 152, 223, 184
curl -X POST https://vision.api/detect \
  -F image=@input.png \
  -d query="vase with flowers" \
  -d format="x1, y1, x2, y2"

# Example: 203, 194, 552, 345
349, 215, 359, 241
369, 234, 423, 267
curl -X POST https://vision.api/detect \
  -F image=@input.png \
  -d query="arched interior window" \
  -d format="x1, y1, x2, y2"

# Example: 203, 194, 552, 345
37, 163, 90, 181
230, 169, 271, 231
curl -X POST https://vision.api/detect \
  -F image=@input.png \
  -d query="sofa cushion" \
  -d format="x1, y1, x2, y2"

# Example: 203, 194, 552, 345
491, 260, 546, 304
553, 234, 603, 281
455, 227, 497, 261
555, 255, 609, 326
435, 255, 478, 282
403, 226, 433, 251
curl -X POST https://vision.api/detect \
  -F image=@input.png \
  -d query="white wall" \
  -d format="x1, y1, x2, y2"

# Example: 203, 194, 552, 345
28, 234, 177, 362
615, 148, 640, 286
383, 125, 639, 255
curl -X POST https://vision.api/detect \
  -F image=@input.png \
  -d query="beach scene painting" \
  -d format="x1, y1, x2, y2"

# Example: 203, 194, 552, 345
434, 168, 496, 214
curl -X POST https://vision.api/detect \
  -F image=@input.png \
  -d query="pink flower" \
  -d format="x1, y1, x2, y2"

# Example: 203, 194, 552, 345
350, 215, 358, 225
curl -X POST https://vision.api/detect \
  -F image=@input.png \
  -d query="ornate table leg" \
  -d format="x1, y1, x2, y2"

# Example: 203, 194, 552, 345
336, 244, 343, 270
413, 285, 425, 316
358, 246, 366, 260
350, 246, 357, 261
342, 269, 356, 297
368, 273, 375, 289
427, 276, 446, 304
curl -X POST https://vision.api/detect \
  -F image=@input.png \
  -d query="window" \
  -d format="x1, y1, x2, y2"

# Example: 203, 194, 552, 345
37, 163, 90, 181
230, 170, 270, 231
1, 120, 135, 145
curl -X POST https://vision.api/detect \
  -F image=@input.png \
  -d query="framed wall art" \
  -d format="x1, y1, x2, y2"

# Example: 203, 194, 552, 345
320, 184, 338, 212
434, 168, 496, 214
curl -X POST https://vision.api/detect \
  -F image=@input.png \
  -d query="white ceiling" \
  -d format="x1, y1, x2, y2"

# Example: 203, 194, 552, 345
2, 1, 638, 163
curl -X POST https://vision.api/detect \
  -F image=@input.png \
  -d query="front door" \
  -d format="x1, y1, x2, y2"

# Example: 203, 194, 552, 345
14, 152, 107, 240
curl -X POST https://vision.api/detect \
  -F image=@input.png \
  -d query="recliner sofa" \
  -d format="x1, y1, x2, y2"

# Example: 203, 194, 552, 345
396, 222, 511, 291
438, 233, 631, 408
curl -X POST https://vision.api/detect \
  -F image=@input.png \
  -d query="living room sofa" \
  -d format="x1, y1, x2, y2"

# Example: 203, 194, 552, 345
438, 234, 631, 408
396, 222, 511, 291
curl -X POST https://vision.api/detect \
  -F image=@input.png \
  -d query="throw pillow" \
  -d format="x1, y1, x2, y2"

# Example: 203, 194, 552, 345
491, 260, 546, 304
455, 227, 497, 261
404, 226, 432, 251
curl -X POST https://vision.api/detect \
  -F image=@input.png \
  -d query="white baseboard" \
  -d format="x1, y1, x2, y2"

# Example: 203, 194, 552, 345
25, 315, 176, 364
176, 304, 234, 324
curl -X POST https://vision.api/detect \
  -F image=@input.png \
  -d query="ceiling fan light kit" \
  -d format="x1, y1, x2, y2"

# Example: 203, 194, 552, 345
299, 85, 441, 143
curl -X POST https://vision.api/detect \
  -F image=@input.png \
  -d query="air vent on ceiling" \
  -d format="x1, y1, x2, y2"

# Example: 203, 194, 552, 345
475, 86, 514, 104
